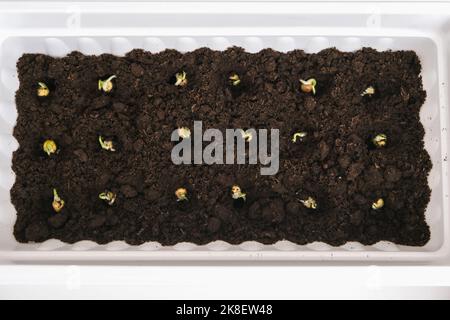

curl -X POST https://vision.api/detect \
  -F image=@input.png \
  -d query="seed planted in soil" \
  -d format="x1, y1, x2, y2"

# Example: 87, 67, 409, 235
372, 133, 387, 148
300, 196, 318, 209
174, 71, 188, 87
300, 78, 317, 95
98, 75, 117, 93
98, 136, 116, 152
361, 86, 375, 97
372, 198, 384, 210
37, 82, 50, 97
229, 73, 241, 86
231, 185, 246, 201
175, 188, 188, 202
43, 139, 57, 156
99, 190, 116, 206
292, 132, 307, 143
52, 188, 65, 213
178, 127, 191, 139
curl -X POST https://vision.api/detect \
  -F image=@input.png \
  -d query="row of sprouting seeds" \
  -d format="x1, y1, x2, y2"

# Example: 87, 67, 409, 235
174, 185, 247, 203
37, 72, 376, 97
43, 136, 115, 155
38, 73, 385, 213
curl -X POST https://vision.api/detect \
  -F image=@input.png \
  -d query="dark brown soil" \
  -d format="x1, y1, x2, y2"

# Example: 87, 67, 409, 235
12, 47, 431, 246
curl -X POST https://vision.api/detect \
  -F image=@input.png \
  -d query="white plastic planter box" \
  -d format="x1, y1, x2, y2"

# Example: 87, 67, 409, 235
0, 1, 449, 263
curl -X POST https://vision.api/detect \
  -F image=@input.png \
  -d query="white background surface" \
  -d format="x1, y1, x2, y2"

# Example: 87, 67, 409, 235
1, 266, 450, 299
